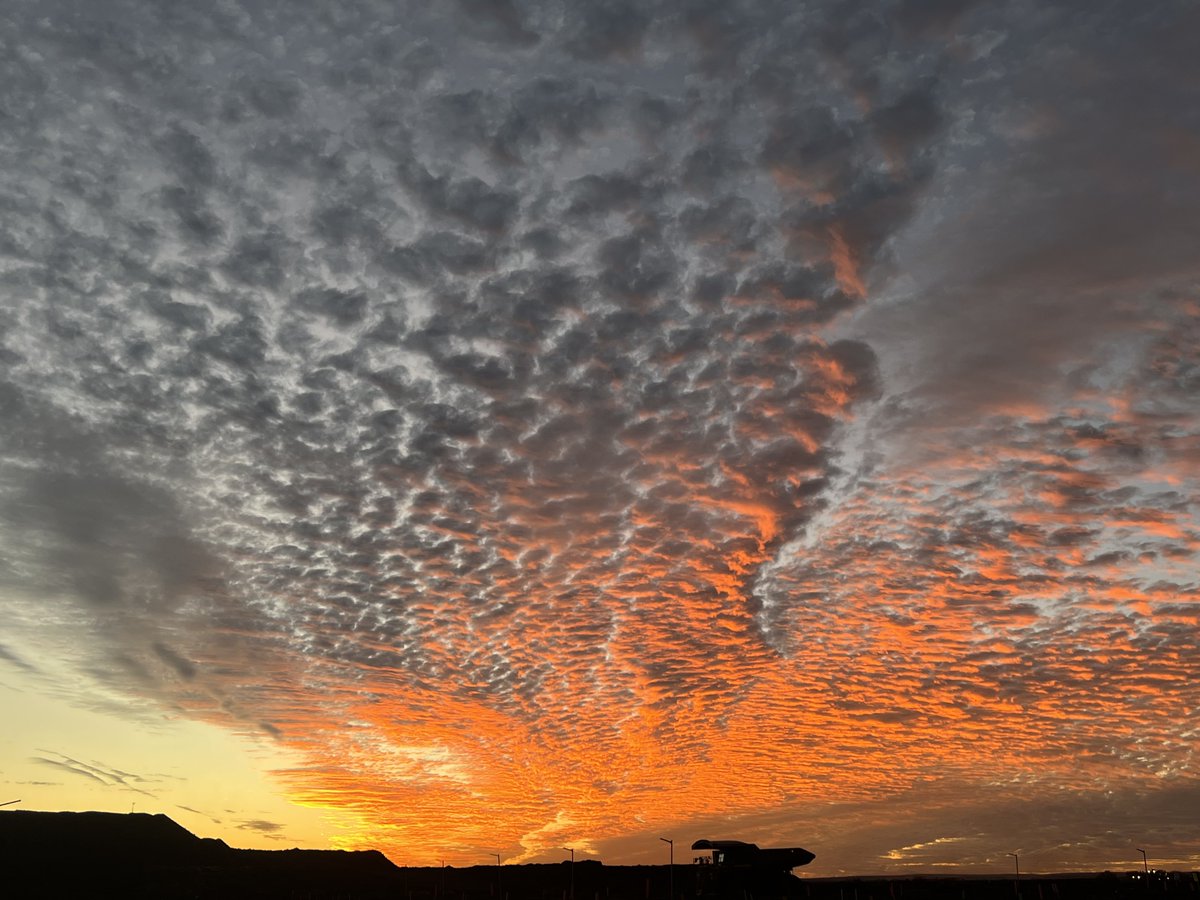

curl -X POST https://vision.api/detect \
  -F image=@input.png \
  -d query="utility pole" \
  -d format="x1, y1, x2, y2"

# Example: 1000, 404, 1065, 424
660, 838, 673, 900
1137, 848, 1148, 874
563, 847, 575, 900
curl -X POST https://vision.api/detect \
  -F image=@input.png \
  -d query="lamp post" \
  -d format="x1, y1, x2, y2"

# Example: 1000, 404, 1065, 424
563, 847, 575, 900
660, 838, 674, 900
492, 853, 502, 899
1137, 848, 1148, 874
1007, 852, 1019, 878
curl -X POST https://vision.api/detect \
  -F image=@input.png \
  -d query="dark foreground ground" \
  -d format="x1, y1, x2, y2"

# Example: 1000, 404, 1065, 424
795, 873, 1200, 900
2, 811, 1196, 899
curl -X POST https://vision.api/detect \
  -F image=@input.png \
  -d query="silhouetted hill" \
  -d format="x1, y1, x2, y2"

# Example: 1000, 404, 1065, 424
0, 810, 401, 898
2, 810, 228, 864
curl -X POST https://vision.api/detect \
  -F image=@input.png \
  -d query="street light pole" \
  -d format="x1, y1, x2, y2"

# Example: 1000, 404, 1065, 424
1137, 848, 1148, 874
1007, 852, 1019, 878
563, 847, 575, 900
660, 838, 673, 900
492, 853, 502, 899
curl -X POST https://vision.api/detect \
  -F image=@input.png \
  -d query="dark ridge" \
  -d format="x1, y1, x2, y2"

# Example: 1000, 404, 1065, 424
1, 810, 400, 899
2, 809, 228, 864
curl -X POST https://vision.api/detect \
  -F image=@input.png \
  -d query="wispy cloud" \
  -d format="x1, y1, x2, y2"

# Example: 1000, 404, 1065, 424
30, 752, 159, 798
0, 643, 39, 674
238, 818, 285, 835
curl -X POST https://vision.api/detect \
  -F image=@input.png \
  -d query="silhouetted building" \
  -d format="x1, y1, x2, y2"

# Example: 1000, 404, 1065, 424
691, 839, 815, 871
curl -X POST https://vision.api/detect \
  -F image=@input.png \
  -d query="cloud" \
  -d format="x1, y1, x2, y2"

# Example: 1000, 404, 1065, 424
565, 0, 651, 61
851, 4, 1200, 418
175, 804, 217, 822
1, 0, 1197, 871
31, 753, 159, 798
0, 643, 39, 674
238, 818, 285, 834
455, 0, 540, 48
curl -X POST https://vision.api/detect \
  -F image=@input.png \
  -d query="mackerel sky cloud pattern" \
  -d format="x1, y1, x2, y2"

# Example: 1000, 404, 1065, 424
1, 0, 1199, 873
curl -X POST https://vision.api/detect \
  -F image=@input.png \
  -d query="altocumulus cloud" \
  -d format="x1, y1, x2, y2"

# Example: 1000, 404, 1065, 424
1, 0, 1199, 872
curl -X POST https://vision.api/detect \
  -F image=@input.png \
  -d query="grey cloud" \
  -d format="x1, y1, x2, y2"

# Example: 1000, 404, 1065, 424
681, 143, 749, 194
144, 290, 213, 331
596, 232, 677, 305
565, 0, 651, 61
566, 171, 663, 219
455, 0, 540, 47
31, 753, 158, 797
194, 315, 269, 369
32, 757, 108, 785
152, 642, 197, 681
679, 0, 766, 77
238, 818, 285, 834
893, 0, 978, 38
292, 288, 370, 326
156, 125, 218, 188
0, 643, 39, 673
519, 226, 566, 259
761, 105, 858, 198
490, 77, 613, 162
853, 3, 1200, 415
734, 262, 848, 323
400, 167, 520, 234
310, 200, 386, 248
160, 186, 225, 244
407, 231, 492, 278
0, 468, 217, 611
238, 75, 303, 119
221, 231, 294, 290
828, 339, 881, 399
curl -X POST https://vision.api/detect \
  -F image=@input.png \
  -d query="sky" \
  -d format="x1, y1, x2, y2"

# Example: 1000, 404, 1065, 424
1, 0, 1199, 876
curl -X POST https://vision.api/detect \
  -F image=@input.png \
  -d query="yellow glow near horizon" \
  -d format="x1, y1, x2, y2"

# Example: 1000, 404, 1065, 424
0, 663, 354, 852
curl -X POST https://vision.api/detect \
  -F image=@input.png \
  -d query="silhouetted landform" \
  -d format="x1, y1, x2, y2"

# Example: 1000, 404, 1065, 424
2, 811, 1196, 899
1, 810, 398, 899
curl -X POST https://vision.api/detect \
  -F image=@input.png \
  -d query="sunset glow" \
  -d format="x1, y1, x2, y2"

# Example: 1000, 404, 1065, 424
2, 0, 1199, 876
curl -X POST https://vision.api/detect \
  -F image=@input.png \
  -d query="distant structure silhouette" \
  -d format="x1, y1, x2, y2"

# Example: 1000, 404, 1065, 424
691, 839, 816, 871
690, 840, 816, 899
